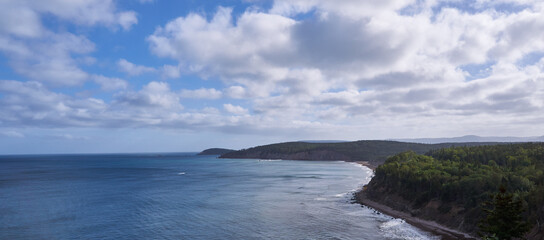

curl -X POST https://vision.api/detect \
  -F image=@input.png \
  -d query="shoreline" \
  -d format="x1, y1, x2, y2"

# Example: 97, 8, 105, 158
353, 162, 477, 240
354, 161, 377, 170
354, 191, 477, 240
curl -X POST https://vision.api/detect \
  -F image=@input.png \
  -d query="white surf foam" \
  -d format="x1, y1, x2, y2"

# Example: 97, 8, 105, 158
379, 218, 441, 240
334, 193, 347, 197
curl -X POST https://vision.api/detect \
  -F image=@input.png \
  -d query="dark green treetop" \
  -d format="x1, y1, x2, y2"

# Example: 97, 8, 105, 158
479, 185, 531, 240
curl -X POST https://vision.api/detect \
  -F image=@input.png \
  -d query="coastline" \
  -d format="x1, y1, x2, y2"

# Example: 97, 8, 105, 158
354, 162, 477, 240
354, 161, 377, 170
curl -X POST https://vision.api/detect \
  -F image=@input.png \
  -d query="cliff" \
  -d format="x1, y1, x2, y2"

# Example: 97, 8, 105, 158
355, 190, 477, 239
358, 145, 544, 239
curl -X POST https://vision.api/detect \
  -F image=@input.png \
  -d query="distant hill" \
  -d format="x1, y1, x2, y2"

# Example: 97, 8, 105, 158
395, 135, 544, 144
198, 148, 235, 155
219, 140, 503, 168
298, 140, 349, 143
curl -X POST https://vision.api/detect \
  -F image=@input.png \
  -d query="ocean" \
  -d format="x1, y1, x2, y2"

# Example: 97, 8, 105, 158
0, 153, 439, 239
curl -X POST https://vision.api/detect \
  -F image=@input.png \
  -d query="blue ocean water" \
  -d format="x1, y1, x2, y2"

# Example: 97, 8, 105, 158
0, 154, 438, 239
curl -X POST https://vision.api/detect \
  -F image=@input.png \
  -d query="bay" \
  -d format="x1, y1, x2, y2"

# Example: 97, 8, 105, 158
0, 154, 438, 239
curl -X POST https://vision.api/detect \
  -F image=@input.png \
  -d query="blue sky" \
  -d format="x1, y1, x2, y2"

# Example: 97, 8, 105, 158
1, 0, 544, 154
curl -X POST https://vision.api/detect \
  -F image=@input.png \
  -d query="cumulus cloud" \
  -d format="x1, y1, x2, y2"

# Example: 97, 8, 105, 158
0, 80, 209, 129
0, 80, 107, 127
180, 88, 222, 99
117, 11, 138, 31
269, 0, 413, 18
160, 64, 182, 79
224, 86, 248, 99
142, 1, 544, 137
0, 0, 139, 87
117, 59, 156, 76
0, 32, 94, 86
0, 0, 138, 31
0, 2, 43, 38
50, 134, 90, 140
1, 130, 25, 138
93, 75, 128, 91
114, 82, 182, 110
223, 104, 249, 115
3, 0, 544, 140
147, 7, 297, 95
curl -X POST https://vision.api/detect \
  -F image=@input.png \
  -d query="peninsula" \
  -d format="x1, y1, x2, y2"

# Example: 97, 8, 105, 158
219, 140, 501, 168
198, 148, 235, 155
219, 140, 544, 239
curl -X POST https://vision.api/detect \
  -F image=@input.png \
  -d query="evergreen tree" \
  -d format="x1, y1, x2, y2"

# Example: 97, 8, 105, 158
479, 185, 531, 240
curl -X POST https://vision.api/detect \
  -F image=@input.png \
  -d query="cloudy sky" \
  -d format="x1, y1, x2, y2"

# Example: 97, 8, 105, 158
1, 0, 544, 154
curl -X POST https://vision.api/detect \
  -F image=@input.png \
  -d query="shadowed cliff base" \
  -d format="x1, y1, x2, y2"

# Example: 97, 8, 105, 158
354, 190, 477, 240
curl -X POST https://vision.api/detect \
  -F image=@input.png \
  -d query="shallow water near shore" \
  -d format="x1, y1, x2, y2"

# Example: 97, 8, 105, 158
0, 154, 439, 239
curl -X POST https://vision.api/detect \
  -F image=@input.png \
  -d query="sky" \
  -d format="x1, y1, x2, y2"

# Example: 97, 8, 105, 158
1, 0, 544, 154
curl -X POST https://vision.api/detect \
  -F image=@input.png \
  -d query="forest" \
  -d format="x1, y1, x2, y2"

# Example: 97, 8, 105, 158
365, 143, 544, 238
220, 140, 500, 167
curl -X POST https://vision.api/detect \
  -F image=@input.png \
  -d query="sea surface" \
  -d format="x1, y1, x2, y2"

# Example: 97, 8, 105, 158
0, 153, 439, 239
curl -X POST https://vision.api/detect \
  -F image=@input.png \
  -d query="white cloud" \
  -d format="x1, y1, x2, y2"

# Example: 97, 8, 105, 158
270, 0, 415, 20
1, 130, 25, 138
147, 7, 296, 96
117, 59, 156, 76
114, 82, 182, 110
3, 1, 544, 141
224, 86, 248, 99
4, 0, 139, 31
180, 88, 222, 99
0, 1, 43, 38
0, 32, 95, 86
160, 64, 182, 79
50, 133, 90, 140
117, 11, 138, 31
0, 0, 139, 87
142, 1, 544, 138
223, 104, 249, 115
93, 75, 128, 91
0, 80, 107, 127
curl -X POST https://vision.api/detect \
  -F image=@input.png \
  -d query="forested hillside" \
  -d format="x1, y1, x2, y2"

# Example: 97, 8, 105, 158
197, 148, 235, 155
220, 140, 500, 168
362, 143, 544, 238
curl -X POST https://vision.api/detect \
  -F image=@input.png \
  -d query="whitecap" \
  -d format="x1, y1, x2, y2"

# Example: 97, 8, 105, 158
379, 218, 441, 240
178, 172, 186, 175
334, 193, 346, 197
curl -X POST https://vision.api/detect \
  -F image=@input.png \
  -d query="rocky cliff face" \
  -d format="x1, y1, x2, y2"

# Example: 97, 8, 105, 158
358, 182, 544, 239
526, 206, 544, 240
359, 187, 480, 234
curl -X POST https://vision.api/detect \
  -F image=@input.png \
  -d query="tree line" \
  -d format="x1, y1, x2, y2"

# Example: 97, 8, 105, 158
367, 143, 544, 238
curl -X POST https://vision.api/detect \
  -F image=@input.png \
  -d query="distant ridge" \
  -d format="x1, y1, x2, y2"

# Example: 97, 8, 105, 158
220, 140, 503, 168
198, 148, 235, 155
394, 135, 544, 144
298, 140, 348, 143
